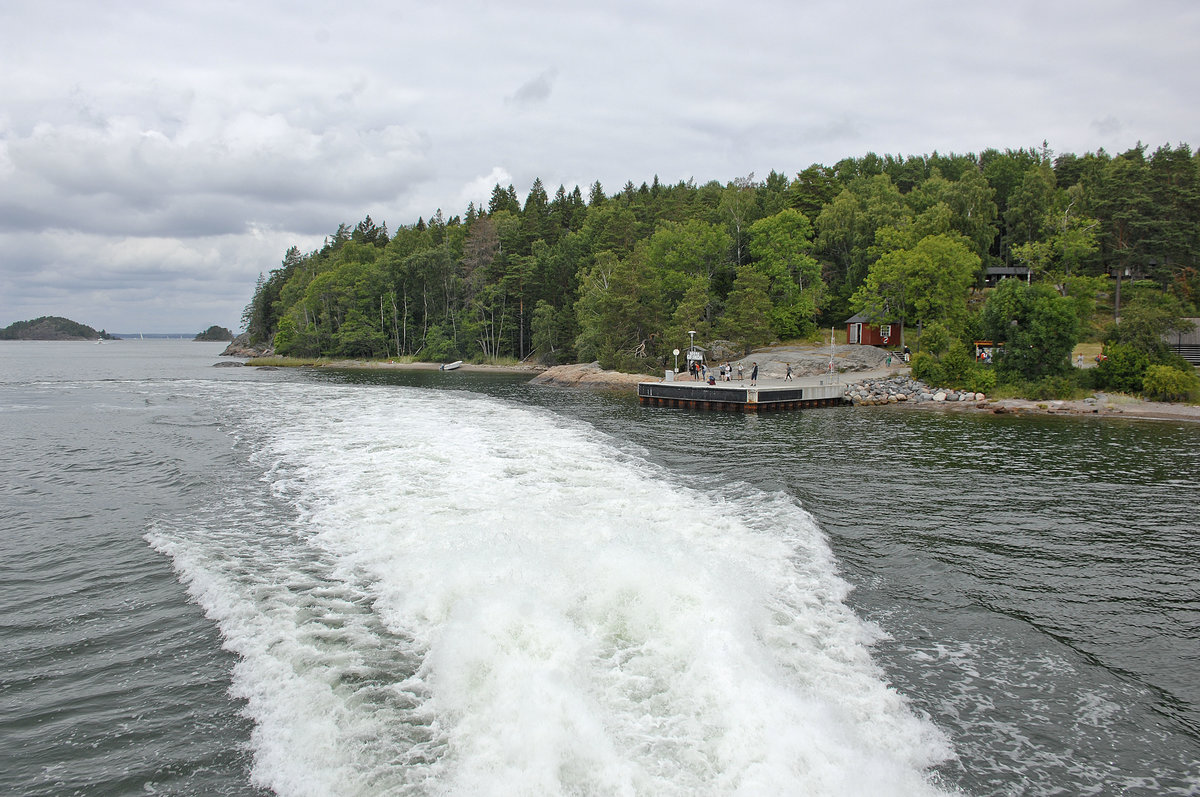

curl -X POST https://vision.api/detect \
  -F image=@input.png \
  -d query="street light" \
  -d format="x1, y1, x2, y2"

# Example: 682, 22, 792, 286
673, 348, 680, 373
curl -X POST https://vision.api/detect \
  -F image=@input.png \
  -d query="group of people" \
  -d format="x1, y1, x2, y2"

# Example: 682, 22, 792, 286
689, 360, 761, 385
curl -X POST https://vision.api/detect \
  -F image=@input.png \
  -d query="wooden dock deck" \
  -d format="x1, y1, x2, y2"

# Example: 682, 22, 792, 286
637, 377, 847, 412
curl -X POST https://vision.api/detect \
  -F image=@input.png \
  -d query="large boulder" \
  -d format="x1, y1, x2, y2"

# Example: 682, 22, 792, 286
221, 332, 272, 357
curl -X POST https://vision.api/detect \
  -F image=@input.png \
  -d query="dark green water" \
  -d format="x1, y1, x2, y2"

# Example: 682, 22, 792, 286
2, 343, 1197, 795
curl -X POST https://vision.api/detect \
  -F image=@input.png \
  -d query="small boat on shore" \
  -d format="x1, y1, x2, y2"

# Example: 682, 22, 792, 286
440, 360, 463, 371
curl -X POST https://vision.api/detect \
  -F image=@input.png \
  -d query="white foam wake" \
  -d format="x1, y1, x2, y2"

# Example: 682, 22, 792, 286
150, 381, 957, 796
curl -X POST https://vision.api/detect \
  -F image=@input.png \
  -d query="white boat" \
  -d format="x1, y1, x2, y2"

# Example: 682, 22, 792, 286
440, 360, 463, 371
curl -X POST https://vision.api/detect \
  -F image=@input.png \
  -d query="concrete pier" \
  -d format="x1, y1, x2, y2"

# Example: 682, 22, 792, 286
637, 376, 847, 412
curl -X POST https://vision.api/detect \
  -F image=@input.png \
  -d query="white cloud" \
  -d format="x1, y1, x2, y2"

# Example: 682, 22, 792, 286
1, 0, 1198, 331
457, 167, 514, 213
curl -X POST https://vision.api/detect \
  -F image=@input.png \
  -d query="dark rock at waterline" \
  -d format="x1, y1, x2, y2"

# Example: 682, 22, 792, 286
212, 360, 243, 367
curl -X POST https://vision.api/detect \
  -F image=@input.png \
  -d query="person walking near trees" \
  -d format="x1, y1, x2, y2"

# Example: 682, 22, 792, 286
750, 362, 758, 386
784, 363, 793, 381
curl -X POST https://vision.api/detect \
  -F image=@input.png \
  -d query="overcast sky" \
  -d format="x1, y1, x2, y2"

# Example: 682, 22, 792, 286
2, 0, 1197, 334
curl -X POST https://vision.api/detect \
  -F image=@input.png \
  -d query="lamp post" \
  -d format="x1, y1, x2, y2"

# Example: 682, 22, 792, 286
673, 348, 680, 373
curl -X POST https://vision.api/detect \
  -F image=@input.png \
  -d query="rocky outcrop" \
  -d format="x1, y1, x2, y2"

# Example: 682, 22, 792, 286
221, 332, 272, 357
530, 362, 650, 389
844, 375, 986, 406
730, 344, 891, 379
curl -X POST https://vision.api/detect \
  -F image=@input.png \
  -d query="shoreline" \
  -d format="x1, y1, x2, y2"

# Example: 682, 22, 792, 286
240, 356, 1200, 424
887, 392, 1200, 423
245, 357, 545, 375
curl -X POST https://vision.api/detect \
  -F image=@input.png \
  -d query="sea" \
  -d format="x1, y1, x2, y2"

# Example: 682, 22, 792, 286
1, 340, 1197, 796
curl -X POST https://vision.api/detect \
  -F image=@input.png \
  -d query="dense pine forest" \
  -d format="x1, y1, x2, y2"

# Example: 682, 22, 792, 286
241, 142, 1200, 397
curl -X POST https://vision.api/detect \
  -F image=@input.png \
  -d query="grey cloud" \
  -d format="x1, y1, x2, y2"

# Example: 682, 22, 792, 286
506, 69, 558, 106
1091, 116, 1124, 137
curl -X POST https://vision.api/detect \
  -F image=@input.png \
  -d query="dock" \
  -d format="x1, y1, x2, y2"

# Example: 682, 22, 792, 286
637, 376, 847, 412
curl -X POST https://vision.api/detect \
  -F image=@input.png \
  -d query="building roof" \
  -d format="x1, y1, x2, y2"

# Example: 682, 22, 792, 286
844, 313, 898, 324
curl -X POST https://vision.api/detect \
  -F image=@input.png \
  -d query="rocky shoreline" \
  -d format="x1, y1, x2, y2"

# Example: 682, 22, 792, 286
844, 375, 984, 406
844, 374, 1200, 422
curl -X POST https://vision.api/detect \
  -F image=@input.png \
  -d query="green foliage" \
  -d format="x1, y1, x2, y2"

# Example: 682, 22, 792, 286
531, 300, 574, 364
909, 352, 943, 384
720, 266, 774, 355
919, 321, 951, 356
940, 343, 974, 385
194, 325, 234, 341
748, 209, 825, 338
1141, 364, 1200, 402
0, 316, 103, 340
1021, 374, 1081, 400
1104, 290, 1194, 361
333, 309, 387, 358
911, 345, 995, 393
981, 279, 1079, 380
573, 251, 662, 369
852, 233, 979, 330
236, 142, 1200, 373
273, 315, 298, 355
1094, 343, 1150, 392
422, 324, 454, 362
965, 366, 997, 394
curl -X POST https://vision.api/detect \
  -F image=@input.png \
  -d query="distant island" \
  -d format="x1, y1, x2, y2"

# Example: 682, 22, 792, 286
194, 325, 234, 342
0, 316, 113, 341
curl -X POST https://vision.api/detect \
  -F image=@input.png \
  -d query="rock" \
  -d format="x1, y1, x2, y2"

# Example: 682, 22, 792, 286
212, 361, 243, 367
221, 332, 272, 357
934, 392, 947, 402
530, 362, 648, 389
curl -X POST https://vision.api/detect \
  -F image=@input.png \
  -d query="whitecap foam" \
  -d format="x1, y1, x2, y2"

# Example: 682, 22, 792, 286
151, 381, 958, 796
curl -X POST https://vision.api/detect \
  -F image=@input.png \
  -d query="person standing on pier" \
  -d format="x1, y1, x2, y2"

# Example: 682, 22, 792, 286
737, 363, 744, 381
784, 363, 793, 381
750, 362, 758, 385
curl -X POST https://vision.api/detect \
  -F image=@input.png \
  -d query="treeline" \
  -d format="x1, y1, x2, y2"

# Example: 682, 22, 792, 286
241, 142, 1200, 372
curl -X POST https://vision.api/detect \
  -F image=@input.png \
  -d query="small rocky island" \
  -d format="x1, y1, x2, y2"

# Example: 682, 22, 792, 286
195, 325, 234, 342
0, 316, 113, 340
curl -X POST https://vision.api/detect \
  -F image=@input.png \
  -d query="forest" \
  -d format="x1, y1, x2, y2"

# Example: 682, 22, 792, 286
241, 142, 1200, 397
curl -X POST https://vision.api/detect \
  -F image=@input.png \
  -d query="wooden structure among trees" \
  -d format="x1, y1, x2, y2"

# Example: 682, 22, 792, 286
844, 314, 899, 347
1168, 318, 1200, 365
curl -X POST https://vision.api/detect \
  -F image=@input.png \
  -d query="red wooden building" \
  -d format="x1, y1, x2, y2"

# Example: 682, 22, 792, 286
845, 313, 900, 346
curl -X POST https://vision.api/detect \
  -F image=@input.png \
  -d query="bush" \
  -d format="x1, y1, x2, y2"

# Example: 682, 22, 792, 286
1094, 344, 1149, 393
422, 324, 455, 362
919, 322, 952, 357
1141, 365, 1200, 402
965, 367, 997, 394
940, 343, 974, 385
1024, 375, 1080, 400
910, 352, 944, 385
